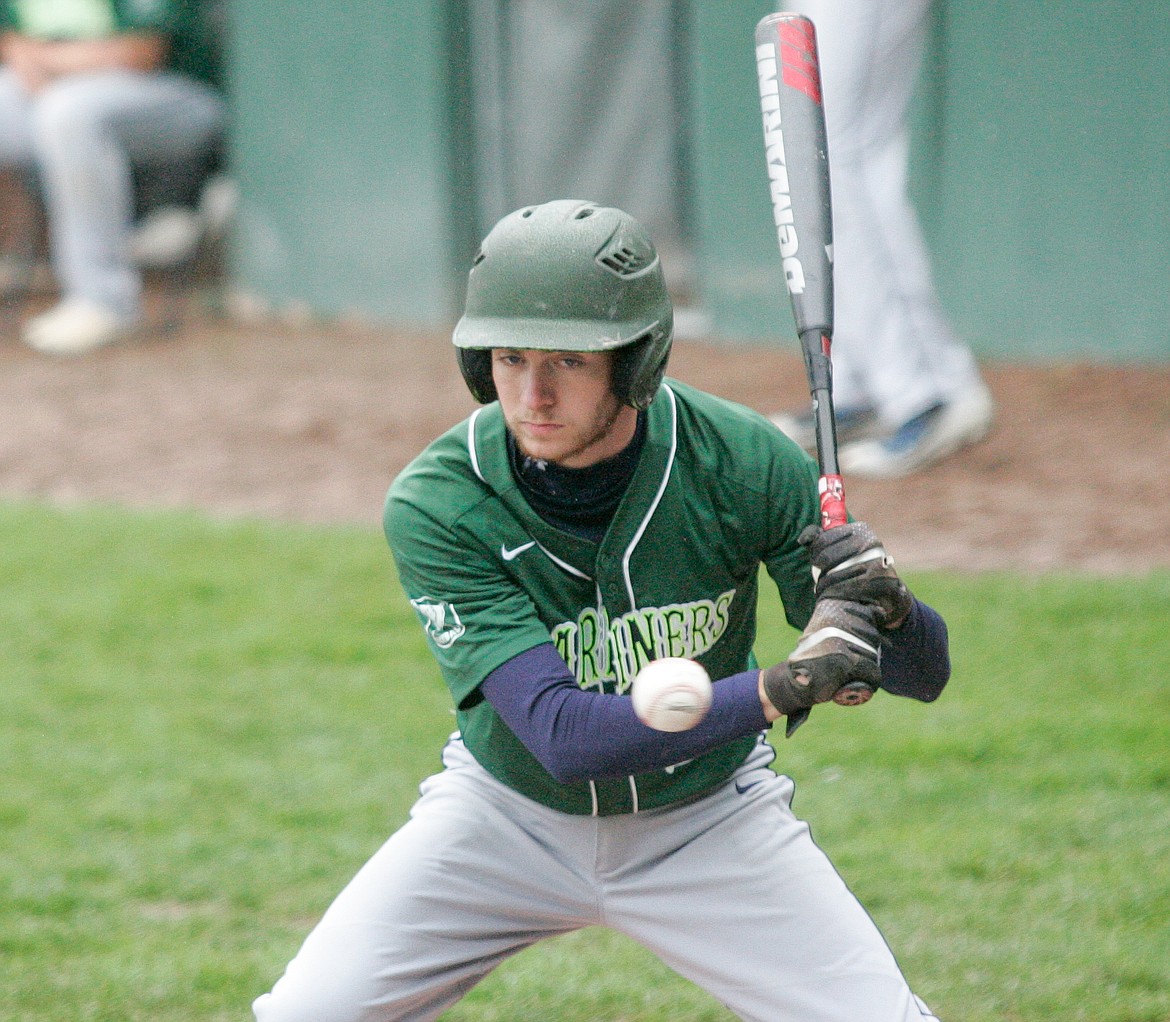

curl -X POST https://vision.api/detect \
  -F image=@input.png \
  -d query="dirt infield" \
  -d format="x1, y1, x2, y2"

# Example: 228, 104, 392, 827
2, 308, 1168, 574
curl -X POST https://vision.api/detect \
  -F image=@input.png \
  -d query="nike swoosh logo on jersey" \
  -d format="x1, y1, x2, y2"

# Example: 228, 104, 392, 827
500, 540, 537, 562
734, 779, 764, 796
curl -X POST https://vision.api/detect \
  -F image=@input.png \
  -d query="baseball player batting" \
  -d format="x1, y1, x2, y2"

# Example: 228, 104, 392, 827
252, 201, 949, 1022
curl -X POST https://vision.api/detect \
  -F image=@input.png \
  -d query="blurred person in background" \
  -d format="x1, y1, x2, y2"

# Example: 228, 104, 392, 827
769, 0, 994, 478
470, 0, 695, 304
0, 0, 224, 355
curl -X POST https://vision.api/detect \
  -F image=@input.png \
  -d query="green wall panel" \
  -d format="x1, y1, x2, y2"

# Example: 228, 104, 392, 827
917, 2, 1170, 361
227, 1, 472, 324
688, 1, 795, 343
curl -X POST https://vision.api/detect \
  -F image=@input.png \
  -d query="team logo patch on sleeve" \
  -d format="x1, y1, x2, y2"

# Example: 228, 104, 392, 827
410, 597, 466, 649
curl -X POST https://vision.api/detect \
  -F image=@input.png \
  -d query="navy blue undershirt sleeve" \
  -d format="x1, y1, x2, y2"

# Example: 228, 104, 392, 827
880, 598, 950, 701
480, 597, 949, 783
480, 643, 768, 784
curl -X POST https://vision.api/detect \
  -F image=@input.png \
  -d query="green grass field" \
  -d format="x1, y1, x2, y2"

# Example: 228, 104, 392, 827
2, 500, 1168, 1022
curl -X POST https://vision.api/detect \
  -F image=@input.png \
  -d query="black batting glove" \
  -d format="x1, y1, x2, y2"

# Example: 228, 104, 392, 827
799, 522, 913, 630
761, 599, 882, 734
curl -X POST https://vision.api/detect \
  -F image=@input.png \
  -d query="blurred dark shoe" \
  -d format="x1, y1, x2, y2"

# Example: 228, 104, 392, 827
0, 255, 54, 298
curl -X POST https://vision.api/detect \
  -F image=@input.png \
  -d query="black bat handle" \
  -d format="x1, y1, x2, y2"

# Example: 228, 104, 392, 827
800, 329, 871, 706
800, 329, 848, 530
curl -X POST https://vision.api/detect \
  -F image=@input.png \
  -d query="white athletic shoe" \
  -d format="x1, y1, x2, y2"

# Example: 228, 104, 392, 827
840, 383, 995, 479
21, 298, 140, 356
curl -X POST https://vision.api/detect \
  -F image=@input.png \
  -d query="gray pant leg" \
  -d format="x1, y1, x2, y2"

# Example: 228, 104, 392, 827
602, 741, 937, 1022
253, 738, 602, 1022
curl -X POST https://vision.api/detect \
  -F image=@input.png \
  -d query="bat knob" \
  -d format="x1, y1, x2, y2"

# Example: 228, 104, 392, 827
833, 683, 873, 707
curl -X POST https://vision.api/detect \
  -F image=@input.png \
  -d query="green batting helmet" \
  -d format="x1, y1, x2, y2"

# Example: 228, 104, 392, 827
453, 200, 673, 410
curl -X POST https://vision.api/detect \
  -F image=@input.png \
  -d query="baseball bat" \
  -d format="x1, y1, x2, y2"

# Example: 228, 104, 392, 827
754, 12, 872, 709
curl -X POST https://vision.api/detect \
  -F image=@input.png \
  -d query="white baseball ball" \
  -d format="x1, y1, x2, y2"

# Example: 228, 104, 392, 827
631, 658, 713, 732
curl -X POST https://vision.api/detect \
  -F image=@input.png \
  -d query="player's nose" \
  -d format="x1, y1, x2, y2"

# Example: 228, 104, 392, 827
521, 365, 556, 408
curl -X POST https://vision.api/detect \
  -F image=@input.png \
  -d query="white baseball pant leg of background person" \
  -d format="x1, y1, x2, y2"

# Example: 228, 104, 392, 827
28, 70, 224, 323
793, 0, 986, 428
253, 737, 938, 1022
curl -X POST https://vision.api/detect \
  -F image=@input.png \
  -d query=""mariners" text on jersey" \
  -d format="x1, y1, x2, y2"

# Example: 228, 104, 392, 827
551, 589, 736, 691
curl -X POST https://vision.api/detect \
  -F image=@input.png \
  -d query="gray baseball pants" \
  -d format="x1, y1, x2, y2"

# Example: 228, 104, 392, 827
253, 735, 938, 1022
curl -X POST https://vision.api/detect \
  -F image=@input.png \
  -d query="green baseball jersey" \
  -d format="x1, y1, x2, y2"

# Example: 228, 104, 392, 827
0, 0, 222, 86
4, 0, 170, 38
384, 379, 823, 815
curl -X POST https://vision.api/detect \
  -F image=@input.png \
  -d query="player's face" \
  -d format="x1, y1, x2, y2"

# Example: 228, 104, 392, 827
492, 348, 638, 468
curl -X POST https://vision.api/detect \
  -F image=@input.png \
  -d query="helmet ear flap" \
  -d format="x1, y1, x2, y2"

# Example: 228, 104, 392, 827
613, 322, 672, 410
456, 347, 496, 404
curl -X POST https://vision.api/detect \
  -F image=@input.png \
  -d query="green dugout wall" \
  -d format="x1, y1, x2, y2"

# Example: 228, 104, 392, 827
228, 2, 1170, 362
226, 3, 476, 327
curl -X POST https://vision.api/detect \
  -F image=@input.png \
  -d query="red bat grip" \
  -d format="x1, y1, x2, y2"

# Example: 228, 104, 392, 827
805, 335, 870, 705
801, 330, 849, 530
819, 474, 847, 530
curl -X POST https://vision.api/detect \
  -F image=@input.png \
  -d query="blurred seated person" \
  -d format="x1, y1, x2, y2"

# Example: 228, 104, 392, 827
0, 0, 224, 354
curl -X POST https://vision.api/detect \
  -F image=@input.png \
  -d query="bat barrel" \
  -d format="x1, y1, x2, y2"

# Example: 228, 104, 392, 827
754, 13, 833, 335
